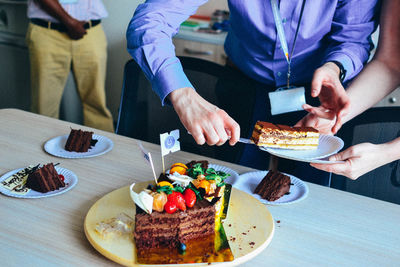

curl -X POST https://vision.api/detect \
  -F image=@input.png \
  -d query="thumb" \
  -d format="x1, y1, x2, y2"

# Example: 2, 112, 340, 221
329, 148, 352, 161
311, 70, 323, 97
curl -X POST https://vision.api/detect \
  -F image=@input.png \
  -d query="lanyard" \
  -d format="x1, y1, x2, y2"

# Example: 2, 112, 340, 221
270, 0, 306, 88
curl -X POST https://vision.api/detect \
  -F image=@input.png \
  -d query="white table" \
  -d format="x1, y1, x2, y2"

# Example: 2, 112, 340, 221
1, 109, 399, 266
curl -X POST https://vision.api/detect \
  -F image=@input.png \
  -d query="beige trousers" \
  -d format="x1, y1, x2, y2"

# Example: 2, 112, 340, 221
26, 23, 114, 132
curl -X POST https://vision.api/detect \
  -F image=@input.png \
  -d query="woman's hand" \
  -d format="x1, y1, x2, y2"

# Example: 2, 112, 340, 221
310, 142, 392, 180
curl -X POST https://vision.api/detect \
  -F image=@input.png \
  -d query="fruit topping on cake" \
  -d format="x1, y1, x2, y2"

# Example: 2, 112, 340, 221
131, 160, 233, 264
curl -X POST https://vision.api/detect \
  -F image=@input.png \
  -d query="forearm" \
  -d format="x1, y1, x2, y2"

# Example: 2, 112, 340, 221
384, 137, 400, 163
36, 0, 74, 25
126, 0, 206, 105
343, 59, 400, 124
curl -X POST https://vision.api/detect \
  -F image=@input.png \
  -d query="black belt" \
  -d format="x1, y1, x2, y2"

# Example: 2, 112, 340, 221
30, 18, 101, 33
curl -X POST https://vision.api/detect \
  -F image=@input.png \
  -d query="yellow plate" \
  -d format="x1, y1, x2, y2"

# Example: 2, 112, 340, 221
84, 182, 274, 266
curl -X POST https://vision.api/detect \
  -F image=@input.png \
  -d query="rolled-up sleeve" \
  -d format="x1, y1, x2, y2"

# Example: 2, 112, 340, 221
127, 0, 207, 105
322, 0, 380, 82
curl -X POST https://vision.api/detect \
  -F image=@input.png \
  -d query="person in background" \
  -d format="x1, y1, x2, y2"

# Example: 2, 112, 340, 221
297, 0, 400, 179
26, 0, 114, 132
126, 0, 379, 184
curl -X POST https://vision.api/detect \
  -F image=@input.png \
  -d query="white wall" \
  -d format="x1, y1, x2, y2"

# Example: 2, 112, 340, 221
102, 0, 144, 121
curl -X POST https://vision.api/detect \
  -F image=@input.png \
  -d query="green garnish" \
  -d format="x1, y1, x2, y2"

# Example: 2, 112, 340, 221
187, 182, 203, 200
156, 185, 173, 194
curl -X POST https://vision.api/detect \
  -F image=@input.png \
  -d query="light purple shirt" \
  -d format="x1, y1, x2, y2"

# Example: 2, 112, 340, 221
127, 0, 379, 105
27, 0, 108, 22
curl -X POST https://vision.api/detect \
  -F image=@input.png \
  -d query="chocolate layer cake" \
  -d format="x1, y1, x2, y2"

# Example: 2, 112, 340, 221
65, 129, 97, 152
135, 198, 215, 251
26, 163, 65, 193
251, 121, 319, 149
254, 170, 291, 201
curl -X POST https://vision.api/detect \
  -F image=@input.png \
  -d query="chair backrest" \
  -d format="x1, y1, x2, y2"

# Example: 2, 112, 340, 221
331, 107, 400, 204
116, 57, 254, 164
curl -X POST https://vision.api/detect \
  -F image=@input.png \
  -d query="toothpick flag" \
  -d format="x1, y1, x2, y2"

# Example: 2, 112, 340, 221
160, 129, 181, 173
137, 141, 157, 183
160, 129, 181, 156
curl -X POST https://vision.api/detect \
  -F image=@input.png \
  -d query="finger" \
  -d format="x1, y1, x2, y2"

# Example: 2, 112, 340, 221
310, 161, 350, 176
328, 148, 354, 161
311, 70, 323, 97
332, 117, 343, 134
202, 123, 220, 146
306, 106, 336, 120
302, 103, 315, 111
332, 102, 350, 133
213, 119, 229, 146
224, 116, 240, 146
190, 125, 206, 145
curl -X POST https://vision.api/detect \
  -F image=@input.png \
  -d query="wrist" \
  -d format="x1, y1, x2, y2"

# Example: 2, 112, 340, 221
328, 61, 346, 83
62, 16, 77, 28
324, 62, 340, 76
168, 87, 195, 107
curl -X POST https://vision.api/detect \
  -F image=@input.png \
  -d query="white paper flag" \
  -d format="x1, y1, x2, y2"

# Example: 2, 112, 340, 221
137, 141, 157, 181
160, 129, 181, 156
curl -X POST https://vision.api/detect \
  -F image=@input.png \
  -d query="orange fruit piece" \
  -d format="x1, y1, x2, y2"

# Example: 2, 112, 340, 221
158, 181, 173, 188
197, 179, 211, 195
170, 163, 188, 175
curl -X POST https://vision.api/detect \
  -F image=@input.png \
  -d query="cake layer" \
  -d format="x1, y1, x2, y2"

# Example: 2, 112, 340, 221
26, 163, 65, 193
251, 121, 319, 150
134, 198, 216, 250
254, 170, 291, 201
65, 129, 94, 152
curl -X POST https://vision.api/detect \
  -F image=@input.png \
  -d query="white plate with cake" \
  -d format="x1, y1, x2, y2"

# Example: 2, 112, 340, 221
233, 170, 309, 205
44, 129, 113, 159
250, 121, 344, 163
0, 164, 78, 198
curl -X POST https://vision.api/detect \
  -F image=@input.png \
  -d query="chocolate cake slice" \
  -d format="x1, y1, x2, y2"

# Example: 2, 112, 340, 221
254, 170, 291, 201
26, 163, 65, 193
251, 121, 319, 150
134, 198, 217, 264
65, 129, 97, 152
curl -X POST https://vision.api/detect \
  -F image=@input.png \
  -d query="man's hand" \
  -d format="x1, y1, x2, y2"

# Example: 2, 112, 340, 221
303, 62, 351, 134
295, 113, 336, 135
310, 143, 390, 180
65, 19, 87, 40
169, 87, 240, 146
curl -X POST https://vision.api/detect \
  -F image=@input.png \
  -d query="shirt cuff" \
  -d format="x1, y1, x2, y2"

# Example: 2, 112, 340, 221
152, 62, 194, 106
322, 52, 355, 82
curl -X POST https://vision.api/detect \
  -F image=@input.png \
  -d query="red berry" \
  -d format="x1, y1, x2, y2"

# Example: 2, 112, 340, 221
58, 174, 65, 182
168, 192, 186, 211
183, 189, 196, 208
164, 201, 177, 214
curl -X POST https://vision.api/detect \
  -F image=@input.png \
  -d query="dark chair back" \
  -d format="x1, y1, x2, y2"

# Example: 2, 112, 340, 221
331, 107, 400, 204
116, 57, 255, 164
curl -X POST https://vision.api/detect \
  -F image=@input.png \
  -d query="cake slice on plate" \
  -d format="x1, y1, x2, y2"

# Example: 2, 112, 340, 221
65, 128, 98, 152
254, 170, 291, 201
250, 121, 319, 150
26, 163, 65, 193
